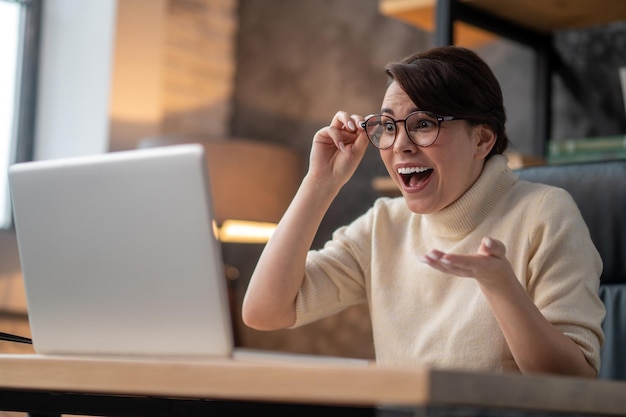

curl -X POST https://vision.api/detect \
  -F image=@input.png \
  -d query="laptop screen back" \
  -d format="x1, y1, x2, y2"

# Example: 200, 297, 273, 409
8, 144, 234, 356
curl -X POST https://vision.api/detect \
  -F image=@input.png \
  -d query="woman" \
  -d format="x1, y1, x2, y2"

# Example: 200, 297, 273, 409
242, 46, 605, 377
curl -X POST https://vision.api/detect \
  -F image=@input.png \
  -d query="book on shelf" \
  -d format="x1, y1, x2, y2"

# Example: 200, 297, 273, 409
547, 135, 626, 164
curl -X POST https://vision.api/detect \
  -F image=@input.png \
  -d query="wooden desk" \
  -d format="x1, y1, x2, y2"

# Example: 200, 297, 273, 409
0, 354, 625, 416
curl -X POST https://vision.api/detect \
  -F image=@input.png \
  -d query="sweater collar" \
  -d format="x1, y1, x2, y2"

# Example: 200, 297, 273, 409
421, 155, 517, 239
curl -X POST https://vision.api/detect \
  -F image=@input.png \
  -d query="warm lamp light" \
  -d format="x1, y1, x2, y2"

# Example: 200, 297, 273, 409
218, 220, 277, 244
139, 137, 303, 243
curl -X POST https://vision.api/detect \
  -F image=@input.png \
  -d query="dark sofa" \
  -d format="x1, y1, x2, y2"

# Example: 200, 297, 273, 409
515, 159, 626, 380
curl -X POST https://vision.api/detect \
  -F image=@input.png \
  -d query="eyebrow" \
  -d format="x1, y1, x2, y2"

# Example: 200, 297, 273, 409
380, 107, 420, 116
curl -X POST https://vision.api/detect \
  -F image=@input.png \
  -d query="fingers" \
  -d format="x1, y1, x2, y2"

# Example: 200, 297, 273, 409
322, 111, 366, 153
331, 111, 363, 132
420, 250, 475, 278
309, 111, 370, 183
420, 237, 508, 279
478, 236, 506, 258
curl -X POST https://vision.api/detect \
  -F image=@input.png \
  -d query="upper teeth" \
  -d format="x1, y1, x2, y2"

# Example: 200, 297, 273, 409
397, 166, 431, 174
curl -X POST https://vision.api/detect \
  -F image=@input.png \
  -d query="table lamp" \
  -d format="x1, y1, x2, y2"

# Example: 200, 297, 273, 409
139, 137, 304, 244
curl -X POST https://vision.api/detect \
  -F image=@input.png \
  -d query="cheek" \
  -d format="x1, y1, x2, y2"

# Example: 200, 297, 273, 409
429, 144, 474, 184
380, 150, 393, 173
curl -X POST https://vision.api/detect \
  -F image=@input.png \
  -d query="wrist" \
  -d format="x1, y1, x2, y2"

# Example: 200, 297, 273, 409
301, 173, 343, 198
477, 268, 521, 295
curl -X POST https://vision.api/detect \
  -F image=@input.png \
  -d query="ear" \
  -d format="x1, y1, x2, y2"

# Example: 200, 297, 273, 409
473, 124, 497, 160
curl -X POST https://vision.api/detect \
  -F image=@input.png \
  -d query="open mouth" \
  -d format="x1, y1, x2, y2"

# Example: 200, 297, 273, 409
398, 166, 433, 189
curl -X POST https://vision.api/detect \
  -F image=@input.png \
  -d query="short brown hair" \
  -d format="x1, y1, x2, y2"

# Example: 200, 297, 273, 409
385, 46, 509, 157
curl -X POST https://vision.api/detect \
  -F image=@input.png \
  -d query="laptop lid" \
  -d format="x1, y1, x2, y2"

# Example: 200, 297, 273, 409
8, 144, 234, 356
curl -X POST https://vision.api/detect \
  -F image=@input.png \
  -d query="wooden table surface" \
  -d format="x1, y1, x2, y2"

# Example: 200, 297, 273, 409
0, 354, 625, 415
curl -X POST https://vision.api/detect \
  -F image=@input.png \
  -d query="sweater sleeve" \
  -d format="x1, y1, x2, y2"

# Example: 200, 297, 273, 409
291, 203, 376, 328
526, 187, 606, 373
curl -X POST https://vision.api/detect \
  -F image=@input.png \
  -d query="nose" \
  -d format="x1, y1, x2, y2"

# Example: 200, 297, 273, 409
393, 122, 418, 154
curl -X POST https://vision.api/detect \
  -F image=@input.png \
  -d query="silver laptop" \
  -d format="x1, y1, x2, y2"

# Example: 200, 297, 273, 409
8, 144, 234, 357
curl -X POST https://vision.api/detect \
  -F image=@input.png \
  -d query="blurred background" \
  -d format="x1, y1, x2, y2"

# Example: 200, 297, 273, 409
1, 0, 625, 359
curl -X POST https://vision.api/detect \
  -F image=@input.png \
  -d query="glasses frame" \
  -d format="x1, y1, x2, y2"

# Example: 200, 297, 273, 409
359, 111, 462, 149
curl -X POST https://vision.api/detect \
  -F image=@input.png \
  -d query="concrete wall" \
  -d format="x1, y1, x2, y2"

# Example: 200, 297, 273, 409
552, 23, 626, 140
232, 0, 429, 248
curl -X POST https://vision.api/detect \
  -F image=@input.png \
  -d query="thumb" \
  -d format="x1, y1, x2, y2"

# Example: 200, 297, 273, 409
350, 130, 370, 158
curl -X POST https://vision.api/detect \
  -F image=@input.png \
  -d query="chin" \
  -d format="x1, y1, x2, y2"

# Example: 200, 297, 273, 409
402, 196, 439, 215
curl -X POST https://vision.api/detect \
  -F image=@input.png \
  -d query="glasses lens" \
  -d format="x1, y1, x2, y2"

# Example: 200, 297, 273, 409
405, 112, 440, 146
365, 115, 395, 149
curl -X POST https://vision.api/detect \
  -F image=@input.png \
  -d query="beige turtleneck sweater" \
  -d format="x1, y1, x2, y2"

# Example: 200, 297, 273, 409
294, 155, 605, 373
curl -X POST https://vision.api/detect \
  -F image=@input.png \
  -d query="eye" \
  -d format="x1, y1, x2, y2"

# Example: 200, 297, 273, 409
408, 114, 437, 131
417, 120, 435, 129
383, 121, 396, 134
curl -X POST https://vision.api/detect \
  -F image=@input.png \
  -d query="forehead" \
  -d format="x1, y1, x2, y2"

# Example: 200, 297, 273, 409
381, 82, 418, 113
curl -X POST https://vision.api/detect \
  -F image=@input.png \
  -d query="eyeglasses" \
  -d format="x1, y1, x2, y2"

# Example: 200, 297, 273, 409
359, 111, 462, 149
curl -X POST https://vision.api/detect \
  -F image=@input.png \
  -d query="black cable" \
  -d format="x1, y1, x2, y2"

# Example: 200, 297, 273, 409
0, 331, 32, 344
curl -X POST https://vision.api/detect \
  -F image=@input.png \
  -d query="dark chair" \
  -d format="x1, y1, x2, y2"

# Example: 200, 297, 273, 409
515, 160, 626, 380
